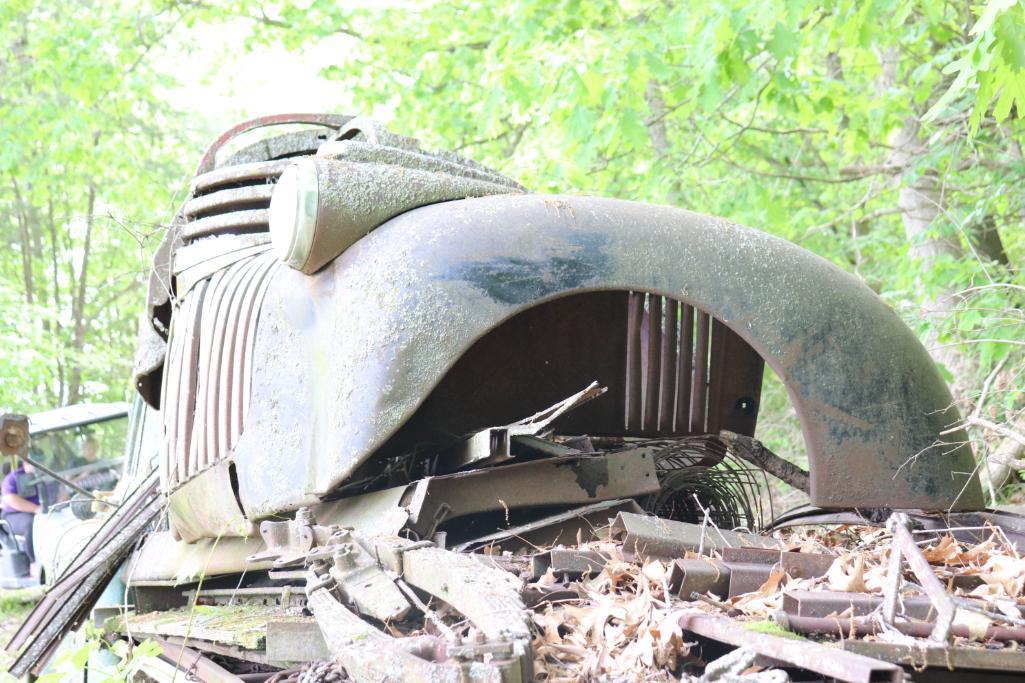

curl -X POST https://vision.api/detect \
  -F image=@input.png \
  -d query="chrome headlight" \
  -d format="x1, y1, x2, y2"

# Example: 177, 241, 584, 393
269, 159, 320, 273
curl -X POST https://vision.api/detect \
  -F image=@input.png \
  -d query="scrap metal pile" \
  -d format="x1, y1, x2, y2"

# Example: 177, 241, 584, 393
224, 493, 1025, 682
14, 406, 1025, 683
111, 457, 1025, 682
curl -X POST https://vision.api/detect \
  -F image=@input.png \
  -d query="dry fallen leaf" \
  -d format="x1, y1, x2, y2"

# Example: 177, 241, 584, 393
827, 553, 868, 593
953, 608, 993, 641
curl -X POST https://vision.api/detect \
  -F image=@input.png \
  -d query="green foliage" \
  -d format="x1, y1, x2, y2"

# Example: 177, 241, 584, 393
35, 620, 162, 683
925, 0, 1025, 130
0, 0, 197, 412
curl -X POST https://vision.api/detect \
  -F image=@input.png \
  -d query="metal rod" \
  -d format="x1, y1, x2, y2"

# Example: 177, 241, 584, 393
776, 611, 1025, 643
17, 453, 106, 503
888, 512, 956, 643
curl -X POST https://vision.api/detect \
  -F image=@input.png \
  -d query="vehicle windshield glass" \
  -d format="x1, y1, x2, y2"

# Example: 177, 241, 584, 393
17, 416, 128, 506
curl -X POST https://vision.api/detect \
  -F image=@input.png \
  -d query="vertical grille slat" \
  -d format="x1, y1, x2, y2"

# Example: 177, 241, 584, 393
690, 311, 710, 433
659, 299, 678, 431
161, 248, 275, 492
229, 254, 278, 449
193, 270, 229, 473
643, 294, 663, 432
204, 257, 255, 471
241, 260, 280, 428
625, 292, 644, 430
623, 293, 726, 437
675, 303, 694, 433
216, 256, 266, 460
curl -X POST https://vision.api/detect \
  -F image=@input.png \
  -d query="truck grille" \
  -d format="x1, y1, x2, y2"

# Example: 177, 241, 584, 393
161, 250, 280, 488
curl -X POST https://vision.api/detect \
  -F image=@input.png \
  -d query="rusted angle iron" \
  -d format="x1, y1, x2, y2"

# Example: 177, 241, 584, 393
611, 511, 779, 560
843, 639, 1025, 674
669, 547, 835, 599
150, 638, 245, 683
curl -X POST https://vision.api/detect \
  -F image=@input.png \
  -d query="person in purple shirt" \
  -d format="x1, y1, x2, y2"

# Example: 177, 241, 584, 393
2, 461, 40, 563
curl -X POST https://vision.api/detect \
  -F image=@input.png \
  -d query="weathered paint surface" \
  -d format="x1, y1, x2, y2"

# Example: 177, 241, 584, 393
230, 193, 981, 518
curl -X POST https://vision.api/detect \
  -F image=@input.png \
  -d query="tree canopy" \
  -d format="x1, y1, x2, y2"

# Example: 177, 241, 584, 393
0, 1, 196, 410
2, 0, 1024, 495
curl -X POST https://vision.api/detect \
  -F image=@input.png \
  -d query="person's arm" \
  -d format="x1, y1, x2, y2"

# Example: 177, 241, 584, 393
1, 493, 40, 514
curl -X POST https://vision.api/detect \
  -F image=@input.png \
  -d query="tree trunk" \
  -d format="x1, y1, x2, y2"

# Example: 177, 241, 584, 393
46, 197, 65, 404
890, 116, 978, 399
969, 215, 1010, 266
11, 179, 35, 306
980, 415, 1025, 493
67, 183, 96, 405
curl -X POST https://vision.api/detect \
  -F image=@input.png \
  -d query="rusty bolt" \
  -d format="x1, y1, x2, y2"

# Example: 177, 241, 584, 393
333, 546, 356, 570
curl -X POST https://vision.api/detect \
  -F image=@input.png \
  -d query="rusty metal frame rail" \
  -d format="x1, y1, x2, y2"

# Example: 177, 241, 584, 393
680, 613, 903, 683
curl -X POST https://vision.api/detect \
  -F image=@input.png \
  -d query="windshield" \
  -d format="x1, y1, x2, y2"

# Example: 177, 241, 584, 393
16, 415, 129, 508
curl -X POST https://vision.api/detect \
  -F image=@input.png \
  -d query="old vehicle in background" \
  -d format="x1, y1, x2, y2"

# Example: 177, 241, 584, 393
7, 115, 1022, 682
0, 402, 128, 589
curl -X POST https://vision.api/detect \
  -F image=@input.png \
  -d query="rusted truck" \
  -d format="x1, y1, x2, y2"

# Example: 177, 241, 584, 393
7, 114, 1018, 682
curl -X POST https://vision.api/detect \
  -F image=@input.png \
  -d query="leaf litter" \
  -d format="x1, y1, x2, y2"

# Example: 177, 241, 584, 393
524, 522, 1025, 681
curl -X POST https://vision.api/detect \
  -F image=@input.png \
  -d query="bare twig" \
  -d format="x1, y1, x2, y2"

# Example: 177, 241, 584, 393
718, 431, 810, 493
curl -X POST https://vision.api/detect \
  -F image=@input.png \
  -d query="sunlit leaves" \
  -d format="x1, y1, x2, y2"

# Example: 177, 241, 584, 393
925, 0, 1025, 130
0, 1, 194, 411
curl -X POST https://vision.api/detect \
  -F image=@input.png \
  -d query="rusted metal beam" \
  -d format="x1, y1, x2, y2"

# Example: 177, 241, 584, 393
669, 558, 731, 598
611, 511, 779, 560
720, 547, 835, 579
680, 613, 903, 683
531, 548, 606, 580
776, 611, 1025, 643
455, 498, 641, 552
306, 571, 467, 682
403, 449, 659, 539
398, 546, 532, 648
843, 639, 1025, 674
439, 382, 606, 470
725, 563, 774, 596
151, 637, 245, 683
784, 590, 937, 621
